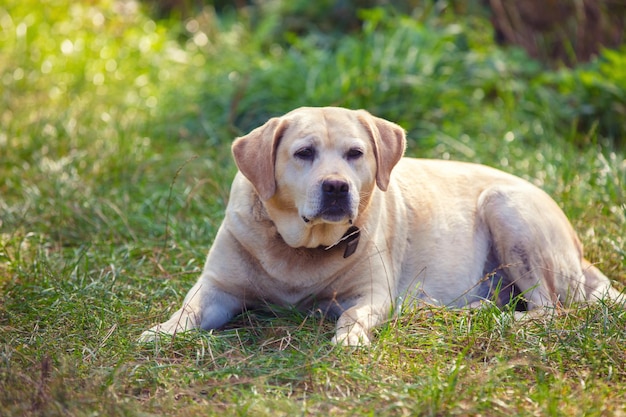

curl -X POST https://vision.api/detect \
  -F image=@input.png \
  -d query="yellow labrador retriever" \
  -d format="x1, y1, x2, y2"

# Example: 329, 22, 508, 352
141, 107, 621, 345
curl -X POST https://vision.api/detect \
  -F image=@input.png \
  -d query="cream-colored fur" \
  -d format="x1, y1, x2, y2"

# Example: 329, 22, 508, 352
140, 107, 622, 346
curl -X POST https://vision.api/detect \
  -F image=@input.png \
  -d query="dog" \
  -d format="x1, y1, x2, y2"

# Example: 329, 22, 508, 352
140, 106, 622, 346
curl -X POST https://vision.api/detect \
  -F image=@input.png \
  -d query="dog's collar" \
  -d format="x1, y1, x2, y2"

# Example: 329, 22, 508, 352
324, 226, 361, 258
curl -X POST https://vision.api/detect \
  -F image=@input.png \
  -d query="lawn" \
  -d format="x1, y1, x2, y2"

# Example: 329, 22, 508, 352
1, 0, 625, 415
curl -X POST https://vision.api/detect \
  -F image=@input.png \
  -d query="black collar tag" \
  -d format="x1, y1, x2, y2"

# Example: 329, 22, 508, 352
342, 226, 361, 258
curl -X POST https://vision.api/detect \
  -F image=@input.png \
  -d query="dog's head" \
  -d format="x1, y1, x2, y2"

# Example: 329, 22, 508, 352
232, 107, 406, 248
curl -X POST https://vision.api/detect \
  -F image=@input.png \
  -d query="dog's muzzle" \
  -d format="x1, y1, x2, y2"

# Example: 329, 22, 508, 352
319, 179, 352, 221
301, 178, 356, 225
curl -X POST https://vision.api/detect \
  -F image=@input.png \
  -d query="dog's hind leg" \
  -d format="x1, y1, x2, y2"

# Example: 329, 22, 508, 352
476, 184, 615, 311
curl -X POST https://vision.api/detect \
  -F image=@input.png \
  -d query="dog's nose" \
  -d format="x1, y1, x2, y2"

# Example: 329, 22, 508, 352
322, 179, 350, 197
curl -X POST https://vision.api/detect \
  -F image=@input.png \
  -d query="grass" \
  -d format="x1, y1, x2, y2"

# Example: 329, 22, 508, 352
1, 0, 625, 415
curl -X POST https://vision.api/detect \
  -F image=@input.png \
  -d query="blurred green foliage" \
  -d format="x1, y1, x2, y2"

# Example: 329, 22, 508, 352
543, 48, 626, 144
150, 1, 626, 148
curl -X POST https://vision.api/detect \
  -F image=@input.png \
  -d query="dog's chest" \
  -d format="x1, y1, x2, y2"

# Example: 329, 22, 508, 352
244, 242, 353, 305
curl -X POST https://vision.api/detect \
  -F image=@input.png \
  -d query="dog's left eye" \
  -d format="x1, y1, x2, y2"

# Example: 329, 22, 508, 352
346, 148, 363, 160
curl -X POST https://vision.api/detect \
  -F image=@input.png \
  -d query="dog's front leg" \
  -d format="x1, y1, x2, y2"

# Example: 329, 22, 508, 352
331, 299, 390, 346
139, 280, 242, 342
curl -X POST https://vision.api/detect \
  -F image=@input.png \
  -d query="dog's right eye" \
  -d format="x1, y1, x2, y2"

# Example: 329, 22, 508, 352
294, 147, 315, 161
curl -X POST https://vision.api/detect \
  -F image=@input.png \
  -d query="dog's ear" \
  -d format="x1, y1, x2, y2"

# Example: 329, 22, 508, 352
357, 110, 406, 191
232, 117, 288, 200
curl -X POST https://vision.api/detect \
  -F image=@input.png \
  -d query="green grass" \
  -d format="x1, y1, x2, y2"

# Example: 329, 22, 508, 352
1, 0, 625, 415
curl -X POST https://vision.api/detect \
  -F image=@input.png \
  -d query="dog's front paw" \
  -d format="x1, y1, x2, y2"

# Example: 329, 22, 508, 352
138, 317, 194, 343
138, 324, 172, 344
138, 307, 202, 343
331, 323, 371, 346
138, 330, 158, 343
